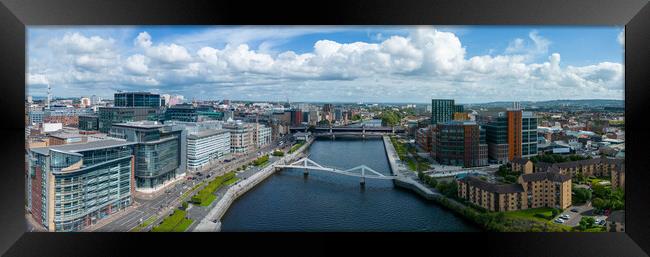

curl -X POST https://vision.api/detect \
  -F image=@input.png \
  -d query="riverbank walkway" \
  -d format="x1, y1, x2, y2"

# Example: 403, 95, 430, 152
193, 138, 314, 232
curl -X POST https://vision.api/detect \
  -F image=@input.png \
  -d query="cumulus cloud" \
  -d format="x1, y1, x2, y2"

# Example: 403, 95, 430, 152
124, 54, 149, 75
135, 32, 192, 64
618, 29, 624, 46
27, 27, 624, 103
505, 30, 550, 61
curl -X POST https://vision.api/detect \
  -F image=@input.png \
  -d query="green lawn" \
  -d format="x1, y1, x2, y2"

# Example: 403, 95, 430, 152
589, 177, 611, 186
289, 142, 304, 153
151, 210, 193, 232
199, 194, 217, 207
171, 218, 193, 232
252, 155, 269, 166
190, 172, 235, 205
224, 177, 240, 186
504, 207, 557, 222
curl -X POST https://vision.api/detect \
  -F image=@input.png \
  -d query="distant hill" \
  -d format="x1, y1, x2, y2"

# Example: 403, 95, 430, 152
465, 99, 624, 109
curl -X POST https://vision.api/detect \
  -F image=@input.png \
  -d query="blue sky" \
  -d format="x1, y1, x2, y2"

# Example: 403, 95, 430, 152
27, 26, 624, 103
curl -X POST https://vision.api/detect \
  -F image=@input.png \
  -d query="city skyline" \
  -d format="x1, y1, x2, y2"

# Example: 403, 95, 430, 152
27, 26, 624, 103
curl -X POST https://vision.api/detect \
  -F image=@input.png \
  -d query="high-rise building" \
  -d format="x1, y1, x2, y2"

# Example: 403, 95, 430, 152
27, 140, 136, 231
109, 121, 186, 192
521, 111, 538, 158
453, 104, 464, 113
114, 92, 163, 108
506, 109, 538, 160
431, 99, 455, 125
435, 121, 488, 167
486, 114, 509, 164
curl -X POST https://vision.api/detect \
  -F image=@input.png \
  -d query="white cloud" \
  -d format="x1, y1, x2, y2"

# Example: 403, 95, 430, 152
28, 27, 624, 103
27, 73, 49, 85
618, 29, 625, 46
124, 54, 149, 75
51, 32, 115, 54
135, 31, 192, 64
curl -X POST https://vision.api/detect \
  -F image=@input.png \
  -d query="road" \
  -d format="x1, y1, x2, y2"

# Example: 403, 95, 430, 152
90, 134, 295, 232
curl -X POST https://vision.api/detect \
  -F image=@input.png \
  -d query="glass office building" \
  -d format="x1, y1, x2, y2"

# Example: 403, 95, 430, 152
431, 99, 455, 125
485, 115, 509, 164
114, 92, 164, 108
165, 104, 198, 122
109, 121, 186, 192
521, 111, 538, 158
27, 140, 136, 232
78, 115, 99, 131
97, 107, 163, 133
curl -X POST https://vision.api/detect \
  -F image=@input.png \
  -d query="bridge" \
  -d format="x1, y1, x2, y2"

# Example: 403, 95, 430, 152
274, 157, 397, 185
289, 126, 405, 138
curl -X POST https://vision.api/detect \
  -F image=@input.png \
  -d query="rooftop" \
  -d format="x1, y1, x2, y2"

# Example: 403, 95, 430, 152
112, 121, 166, 129
461, 176, 525, 194
187, 129, 229, 139
520, 171, 571, 183
31, 139, 135, 155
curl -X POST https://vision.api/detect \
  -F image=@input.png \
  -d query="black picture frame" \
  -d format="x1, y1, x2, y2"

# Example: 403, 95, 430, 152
0, 0, 649, 256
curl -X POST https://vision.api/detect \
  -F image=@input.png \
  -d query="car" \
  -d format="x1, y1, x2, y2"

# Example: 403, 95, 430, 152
554, 218, 565, 224
560, 214, 570, 220
570, 208, 579, 213
598, 220, 606, 226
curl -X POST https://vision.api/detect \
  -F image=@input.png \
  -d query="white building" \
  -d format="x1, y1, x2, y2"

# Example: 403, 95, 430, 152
256, 124, 272, 147
42, 122, 63, 133
186, 129, 231, 170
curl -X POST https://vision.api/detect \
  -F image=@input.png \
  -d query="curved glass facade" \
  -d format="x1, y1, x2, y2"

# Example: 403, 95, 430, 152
28, 141, 135, 232
134, 138, 180, 189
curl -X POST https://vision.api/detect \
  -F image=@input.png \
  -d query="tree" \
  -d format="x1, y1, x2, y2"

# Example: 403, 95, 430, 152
572, 188, 592, 204
592, 197, 607, 211
592, 184, 611, 199
579, 217, 596, 230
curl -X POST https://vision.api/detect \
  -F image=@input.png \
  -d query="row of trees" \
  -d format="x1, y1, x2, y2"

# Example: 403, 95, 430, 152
378, 110, 402, 126
417, 171, 458, 198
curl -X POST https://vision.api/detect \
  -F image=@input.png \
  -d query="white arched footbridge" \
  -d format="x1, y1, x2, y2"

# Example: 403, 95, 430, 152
275, 157, 397, 184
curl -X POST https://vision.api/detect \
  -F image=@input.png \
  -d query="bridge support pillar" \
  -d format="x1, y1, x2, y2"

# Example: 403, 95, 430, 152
303, 168, 309, 177
360, 177, 365, 186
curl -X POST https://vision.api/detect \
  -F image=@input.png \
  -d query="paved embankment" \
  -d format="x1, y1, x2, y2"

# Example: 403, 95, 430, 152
383, 136, 442, 199
194, 138, 314, 232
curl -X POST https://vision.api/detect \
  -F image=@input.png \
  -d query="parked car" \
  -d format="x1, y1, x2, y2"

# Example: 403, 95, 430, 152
560, 214, 570, 220
554, 218, 565, 224
570, 208, 579, 213
598, 220, 606, 226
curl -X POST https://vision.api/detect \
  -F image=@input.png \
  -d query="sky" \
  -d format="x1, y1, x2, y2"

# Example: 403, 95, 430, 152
26, 26, 624, 104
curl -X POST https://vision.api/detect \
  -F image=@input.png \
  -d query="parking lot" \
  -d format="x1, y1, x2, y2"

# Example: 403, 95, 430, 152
554, 202, 608, 227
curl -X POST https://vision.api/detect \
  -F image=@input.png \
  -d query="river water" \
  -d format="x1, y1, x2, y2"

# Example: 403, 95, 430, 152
220, 138, 480, 232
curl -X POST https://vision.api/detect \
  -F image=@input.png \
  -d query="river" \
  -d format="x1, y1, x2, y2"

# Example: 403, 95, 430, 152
220, 138, 479, 231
